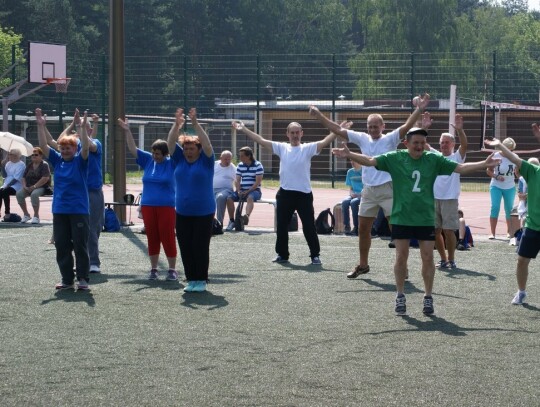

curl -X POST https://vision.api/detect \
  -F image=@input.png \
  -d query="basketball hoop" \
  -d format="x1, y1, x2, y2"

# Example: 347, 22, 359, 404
46, 77, 71, 93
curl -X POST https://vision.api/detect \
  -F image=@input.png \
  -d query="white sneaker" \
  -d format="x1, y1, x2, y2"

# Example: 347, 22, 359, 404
226, 221, 234, 231
90, 265, 101, 273
21, 215, 31, 223
31, 217, 40, 224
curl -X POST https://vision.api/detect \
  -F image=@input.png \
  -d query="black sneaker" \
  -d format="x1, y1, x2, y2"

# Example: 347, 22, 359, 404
395, 294, 406, 315
423, 296, 434, 315
388, 241, 396, 248
272, 255, 289, 264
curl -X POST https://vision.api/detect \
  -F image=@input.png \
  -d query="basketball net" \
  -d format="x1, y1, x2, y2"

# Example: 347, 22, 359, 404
46, 77, 71, 93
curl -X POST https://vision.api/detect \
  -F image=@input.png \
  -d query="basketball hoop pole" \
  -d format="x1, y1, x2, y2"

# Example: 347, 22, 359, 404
1, 79, 47, 131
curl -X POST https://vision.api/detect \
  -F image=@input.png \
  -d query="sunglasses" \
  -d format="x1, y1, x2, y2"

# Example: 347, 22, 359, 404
31, 153, 40, 157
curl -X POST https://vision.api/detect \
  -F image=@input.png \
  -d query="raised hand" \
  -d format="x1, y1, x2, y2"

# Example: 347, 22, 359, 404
414, 93, 430, 111
73, 109, 81, 126
450, 113, 464, 131
35, 108, 46, 125
309, 105, 321, 116
421, 111, 432, 129
484, 138, 500, 148
91, 114, 99, 123
188, 108, 197, 123
175, 108, 185, 127
532, 123, 540, 140
339, 120, 353, 130
332, 142, 351, 158
484, 152, 502, 168
232, 121, 244, 130
117, 118, 130, 130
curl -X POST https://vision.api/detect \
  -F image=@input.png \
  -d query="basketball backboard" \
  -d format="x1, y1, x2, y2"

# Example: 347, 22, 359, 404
28, 41, 66, 83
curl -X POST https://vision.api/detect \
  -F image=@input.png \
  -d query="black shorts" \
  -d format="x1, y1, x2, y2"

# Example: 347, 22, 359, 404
391, 224, 436, 241
517, 227, 540, 259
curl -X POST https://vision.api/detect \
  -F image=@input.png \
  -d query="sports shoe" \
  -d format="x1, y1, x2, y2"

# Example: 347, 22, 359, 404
456, 241, 466, 251
446, 261, 457, 269
436, 260, 448, 269
351, 227, 358, 236
166, 269, 178, 281
148, 269, 159, 280
184, 281, 196, 292
55, 282, 74, 290
511, 291, 527, 305
509, 237, 516, 246
89, 265, 101, 273
422, 296, 434, 315
272, 255, 289, 263
311, 256, 322, 265
347, 264, 370, 278
344, 225, 351, 234
191, 281, 207, 292
226, 221, 234, 231
488, 234, 495, 240
242, 214, 249, 226
77, 279, 90, 291
395, 294, 406, 315
388, 241, 396, 248
31, 217, 40, 224
21, 215, 31, 223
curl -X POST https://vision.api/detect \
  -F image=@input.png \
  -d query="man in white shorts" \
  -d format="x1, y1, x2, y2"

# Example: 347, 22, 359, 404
430, 114, 468, 270
309, 94, 430, 278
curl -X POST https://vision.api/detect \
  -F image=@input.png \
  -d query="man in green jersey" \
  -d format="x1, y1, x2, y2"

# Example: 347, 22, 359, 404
485, 135, 540, 306
333, 127, 500, 316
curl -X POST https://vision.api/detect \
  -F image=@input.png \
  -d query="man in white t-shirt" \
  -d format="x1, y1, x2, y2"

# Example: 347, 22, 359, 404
213, 150, 236, 225
231, 120, 338, 265
430, 114, 468, 270
309, 95, 430, 278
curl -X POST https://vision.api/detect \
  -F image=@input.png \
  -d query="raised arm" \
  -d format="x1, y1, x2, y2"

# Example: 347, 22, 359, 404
316, 120, 353, 153
309, 105, 349, 140
332, 142, 378, 167
398, 94, 430, 138
87, 114, 99, 153
167, 108, 185, 154
35, 108, 51, 158
532, 123, 540, 142
79, 112, 90, 160
484, 138, 522, 169
232, 121, 273, 150
117, 118, 138, 158
59, 109, 80, 140
452, 114, 468, 157
188, 108, 212, 157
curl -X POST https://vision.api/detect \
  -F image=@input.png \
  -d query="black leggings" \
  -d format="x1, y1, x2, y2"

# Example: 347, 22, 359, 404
0, 187, 16, 215
175, 213, 214, 281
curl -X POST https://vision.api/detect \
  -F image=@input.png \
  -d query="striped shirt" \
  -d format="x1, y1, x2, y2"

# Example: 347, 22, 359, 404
236, 160, 264, 191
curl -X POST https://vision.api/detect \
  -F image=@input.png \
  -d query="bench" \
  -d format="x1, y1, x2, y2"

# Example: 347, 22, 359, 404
256, 198, 277, 231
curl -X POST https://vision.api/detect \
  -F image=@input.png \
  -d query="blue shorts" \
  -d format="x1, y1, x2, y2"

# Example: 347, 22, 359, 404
231, 189, 262, 202
517, 227, 540, 259
391, 224, 436, 241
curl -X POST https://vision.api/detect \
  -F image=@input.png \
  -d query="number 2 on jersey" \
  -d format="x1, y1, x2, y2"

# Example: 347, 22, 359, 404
412, 170, 421, 192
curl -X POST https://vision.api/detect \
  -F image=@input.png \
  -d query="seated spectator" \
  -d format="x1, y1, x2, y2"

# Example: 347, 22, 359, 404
341, 159, 363, 235
456, 209, 474, 250
16, 147, 51, 224
0, 148, 26, 220
226, 146, 263, 231
213, 150, 236, 225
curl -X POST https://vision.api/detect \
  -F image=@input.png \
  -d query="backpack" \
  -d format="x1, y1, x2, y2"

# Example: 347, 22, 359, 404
288, 212, 298, 232
315, 208, 335, 234
234, 198, 246, 231
212, 218, 224, 235
3, 213, 21, 223
103, 207, 121, 232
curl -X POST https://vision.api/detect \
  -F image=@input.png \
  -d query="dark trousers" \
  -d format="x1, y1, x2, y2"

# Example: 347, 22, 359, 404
0, 187, 15, 215
176, 213, 214, 281
53, 214, 90, 283
275, 188, 320, 259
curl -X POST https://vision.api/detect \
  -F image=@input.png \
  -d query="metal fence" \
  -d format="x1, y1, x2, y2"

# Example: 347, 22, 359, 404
3, 50, 540, 186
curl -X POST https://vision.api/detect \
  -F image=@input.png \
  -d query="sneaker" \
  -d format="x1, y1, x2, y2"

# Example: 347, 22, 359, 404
436, 260, 448, 269
31, 217, 40, 224
311, 256, 322, 265
395, 294, 407, 315
55, 282, 74, 290
457, 242, 466, 251
344, 225, 351, 234
242, 214, 249, 226
446, 261, 457, 269
488, 234, 495, 240
77, 279, 90, 291
166, 269, 178, 281
184, 281, 196, 292
423, 296, 434, 315
226, 221, 234, 232
191, 280, 207, 292
351, 227, 358, 236
388, 241, 396, 248
21, 215, 31, 223
148, 269, 159, 280
272, 255, 289, 263
89, 265, 101, 273
511, 291, 527, 305
347, 264, 370, 278
509, 237, 516, 246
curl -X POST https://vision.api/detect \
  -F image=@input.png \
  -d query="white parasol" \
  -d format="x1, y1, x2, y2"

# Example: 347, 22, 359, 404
0, 132, 34, 156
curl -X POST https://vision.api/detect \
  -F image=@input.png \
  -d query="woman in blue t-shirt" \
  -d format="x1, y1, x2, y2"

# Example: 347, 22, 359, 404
118, 118, 178, 281
167, 108, 215, 293
36, 108, 91, 291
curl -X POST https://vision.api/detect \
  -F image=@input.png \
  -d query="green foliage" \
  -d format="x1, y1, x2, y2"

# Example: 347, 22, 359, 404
0, 25, 23, 88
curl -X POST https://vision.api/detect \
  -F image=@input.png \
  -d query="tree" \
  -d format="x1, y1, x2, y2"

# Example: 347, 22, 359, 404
0, 25, 23, 89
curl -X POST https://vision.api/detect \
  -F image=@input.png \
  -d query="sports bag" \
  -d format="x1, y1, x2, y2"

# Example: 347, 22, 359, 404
315, 208, 335, 234
103, 207, 121, 232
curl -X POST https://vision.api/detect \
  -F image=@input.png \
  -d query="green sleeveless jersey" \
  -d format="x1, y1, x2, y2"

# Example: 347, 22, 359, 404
521, 160, 540, 232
